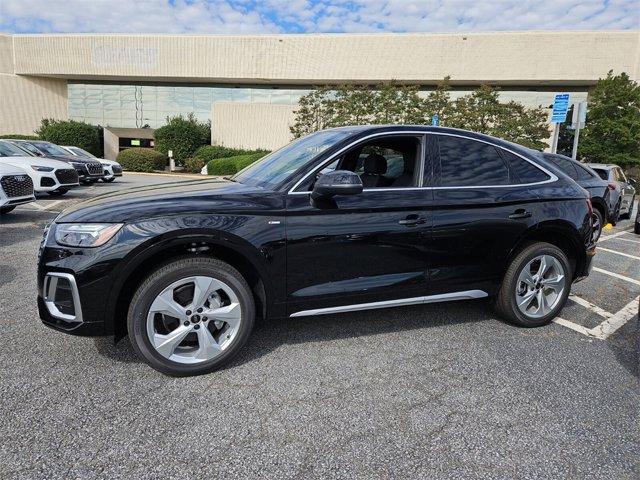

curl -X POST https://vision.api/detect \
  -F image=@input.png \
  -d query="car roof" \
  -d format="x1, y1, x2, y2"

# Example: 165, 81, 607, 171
586, 163, 616, 170
324, 125, 536, 157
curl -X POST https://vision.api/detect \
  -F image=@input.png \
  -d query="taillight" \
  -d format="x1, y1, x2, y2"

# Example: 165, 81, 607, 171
607, 182, 617, 191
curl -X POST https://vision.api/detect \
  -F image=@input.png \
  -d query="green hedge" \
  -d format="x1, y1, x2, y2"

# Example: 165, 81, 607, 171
207, 152, 267, 176
117, 148, 167, 172
183, 156, 206, 173
194, 145, 258, 163
0, 134, 40, 140
36, 119, 102, 157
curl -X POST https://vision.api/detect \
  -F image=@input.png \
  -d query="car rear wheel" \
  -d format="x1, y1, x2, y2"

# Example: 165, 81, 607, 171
0, 206, 16, 214
127, 257, 255, 376
495, 242, 571, 327
592, 209, 604, 242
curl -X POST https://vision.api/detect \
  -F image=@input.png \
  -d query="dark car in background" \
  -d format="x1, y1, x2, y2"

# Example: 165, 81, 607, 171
5, 139, 104, 184
38, 126, 596, 376
587, 164, 636, 222
542, 153, 612, 241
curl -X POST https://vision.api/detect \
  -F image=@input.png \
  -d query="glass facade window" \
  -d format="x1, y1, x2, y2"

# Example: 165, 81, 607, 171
67, 83, 306, 128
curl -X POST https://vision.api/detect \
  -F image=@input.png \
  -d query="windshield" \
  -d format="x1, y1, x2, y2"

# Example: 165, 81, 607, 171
35, 142, 71, 157
69, 146, 95, 158
232, 130, 354, 189
0, 141, 29, 157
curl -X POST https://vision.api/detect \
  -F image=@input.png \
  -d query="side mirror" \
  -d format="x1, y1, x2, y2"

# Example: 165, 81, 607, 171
311, 170, 363, 200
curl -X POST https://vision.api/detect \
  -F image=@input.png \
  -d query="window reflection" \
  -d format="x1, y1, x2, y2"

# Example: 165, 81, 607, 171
67, 83, 302, 128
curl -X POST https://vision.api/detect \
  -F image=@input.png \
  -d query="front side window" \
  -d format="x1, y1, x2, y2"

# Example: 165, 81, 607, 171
437, 136, 509, 187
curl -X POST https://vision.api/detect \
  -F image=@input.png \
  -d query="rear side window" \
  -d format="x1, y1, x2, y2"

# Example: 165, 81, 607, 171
574, 164, 594, 181
593, 168, 608, 181
503, 151, 550, 184
545, 155, 579, 180
437, 136, 509, 187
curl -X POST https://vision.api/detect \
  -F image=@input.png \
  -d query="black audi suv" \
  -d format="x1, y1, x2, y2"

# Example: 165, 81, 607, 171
6, 139, 104, 184
38, 126, 595, 376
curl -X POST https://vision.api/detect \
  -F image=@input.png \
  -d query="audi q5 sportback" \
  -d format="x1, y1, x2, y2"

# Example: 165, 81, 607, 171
38, 126, 595, 376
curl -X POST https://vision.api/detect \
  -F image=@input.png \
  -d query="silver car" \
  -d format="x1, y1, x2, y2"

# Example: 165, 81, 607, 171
587, 164, 636, 222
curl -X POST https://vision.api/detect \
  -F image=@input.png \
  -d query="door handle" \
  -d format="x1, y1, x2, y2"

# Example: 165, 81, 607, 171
508, 209, 532, 220
399, 215, 426, 226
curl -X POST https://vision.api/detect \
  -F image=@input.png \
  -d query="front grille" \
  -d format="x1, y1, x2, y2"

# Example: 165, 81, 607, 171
112, 165, 123, 174
87, 162, 103, 175
55, 168, 79, 185
1, 174, 33, 198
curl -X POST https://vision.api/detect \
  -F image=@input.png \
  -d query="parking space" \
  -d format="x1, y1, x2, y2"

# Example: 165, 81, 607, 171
0, 177, 637, 479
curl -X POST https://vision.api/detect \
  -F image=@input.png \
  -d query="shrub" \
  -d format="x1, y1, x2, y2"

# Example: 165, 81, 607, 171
0, 134, 40, 140
194, 145, 255, 163
36, 119, 102, 156
183, 156, 206, 173
154, 113, 210, 161
207, 152, 267, 176
117, 148, 167, 172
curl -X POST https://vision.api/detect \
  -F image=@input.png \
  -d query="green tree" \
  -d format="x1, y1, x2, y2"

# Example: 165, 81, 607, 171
580, 71, 640, 167
290, 87, 334, 138
421, 76, 453, 125
154, 113, 210, 161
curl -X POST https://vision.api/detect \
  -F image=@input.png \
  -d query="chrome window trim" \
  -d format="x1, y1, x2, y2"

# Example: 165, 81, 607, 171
43, 272, 83, 323
288, 130, 557, 195
290, 289, 488, 317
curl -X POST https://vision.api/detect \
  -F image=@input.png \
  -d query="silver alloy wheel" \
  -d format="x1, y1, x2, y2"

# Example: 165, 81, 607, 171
146, 276, 242, 364
514, 254, 566, 319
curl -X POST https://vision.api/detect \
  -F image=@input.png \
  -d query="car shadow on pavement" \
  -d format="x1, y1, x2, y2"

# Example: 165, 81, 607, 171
93, 298, 496, 368
607, 310, 640, 378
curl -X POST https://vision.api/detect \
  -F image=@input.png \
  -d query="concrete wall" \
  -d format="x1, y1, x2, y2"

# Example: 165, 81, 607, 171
10, 31, 639, 85
212, 102, 297, 150
0, 74, 68, 135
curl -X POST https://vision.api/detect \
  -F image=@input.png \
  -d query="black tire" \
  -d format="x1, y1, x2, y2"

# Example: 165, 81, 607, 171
610, 200, 621, 226
634, 220, 640, 235
104, 178, 115, 183
495, 242, 572, 327
47, 188, 68, 196
0, 206, 16, 214
592, 208, 604, 243
127, 256, 255, 376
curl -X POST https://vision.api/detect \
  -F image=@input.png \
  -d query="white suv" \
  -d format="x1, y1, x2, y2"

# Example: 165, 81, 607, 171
61, 146, 123, 182
0, 163, 35, 214
0, 140, 79, 196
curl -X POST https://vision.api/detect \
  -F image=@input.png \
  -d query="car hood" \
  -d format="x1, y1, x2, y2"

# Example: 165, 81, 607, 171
50, 154, 100, 164
0, 162, 29, 176
56, 178, 279, 223
0, 156, 72, 170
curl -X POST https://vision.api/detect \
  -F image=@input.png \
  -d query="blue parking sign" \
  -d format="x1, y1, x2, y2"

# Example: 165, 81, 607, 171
551, 93, 570, 123
431, 114, 439, 126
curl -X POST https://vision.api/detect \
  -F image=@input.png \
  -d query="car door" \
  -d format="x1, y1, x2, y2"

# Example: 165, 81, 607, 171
428, 133, 549, 295
284, 133, 434, 316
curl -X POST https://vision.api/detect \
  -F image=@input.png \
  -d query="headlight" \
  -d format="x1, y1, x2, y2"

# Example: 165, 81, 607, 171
55, 223, 123, 247
31, 165, 54, 172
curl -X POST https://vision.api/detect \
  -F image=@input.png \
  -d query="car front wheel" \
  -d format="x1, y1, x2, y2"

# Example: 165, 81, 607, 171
127, 257, 255, 376
592, 209, 604, 243
495, 242, 571, 327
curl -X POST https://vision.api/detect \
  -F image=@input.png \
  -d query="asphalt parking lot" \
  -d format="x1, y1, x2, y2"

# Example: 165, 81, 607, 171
1, 174, 638, 479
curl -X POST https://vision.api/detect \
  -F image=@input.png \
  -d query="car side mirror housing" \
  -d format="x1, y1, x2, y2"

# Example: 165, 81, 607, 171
311, 170, 363, 199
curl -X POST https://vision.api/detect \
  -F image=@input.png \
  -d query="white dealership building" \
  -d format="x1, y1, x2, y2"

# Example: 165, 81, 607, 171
0, 31, 638, 158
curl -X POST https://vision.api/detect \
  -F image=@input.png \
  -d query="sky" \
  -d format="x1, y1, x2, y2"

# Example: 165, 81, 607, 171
0, 0, 638, 34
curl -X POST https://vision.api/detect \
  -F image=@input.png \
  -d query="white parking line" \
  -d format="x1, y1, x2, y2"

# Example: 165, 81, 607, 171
590, 296, 640, 340
598, 228, 633, 242
593, 267, 640, 286
614, 237, 640, 245
554, 296, 639, 340
568, 294, 613, 319
597, 247, 640, 261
